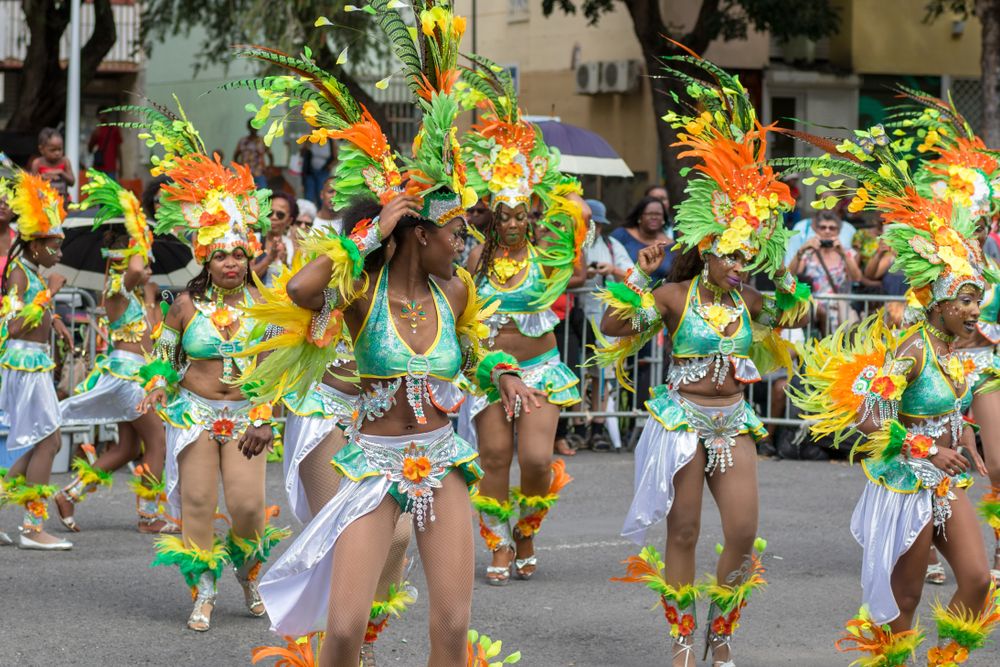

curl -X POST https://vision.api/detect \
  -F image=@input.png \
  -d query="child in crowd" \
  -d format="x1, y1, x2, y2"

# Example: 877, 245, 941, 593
29, 128, 75, 201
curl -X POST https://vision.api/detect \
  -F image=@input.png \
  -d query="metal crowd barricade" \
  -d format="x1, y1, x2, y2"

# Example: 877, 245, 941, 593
51, 286, 101, 471
551, 287, 909, 448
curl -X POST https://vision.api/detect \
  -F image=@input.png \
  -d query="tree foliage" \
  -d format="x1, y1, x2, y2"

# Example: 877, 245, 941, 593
541, 1, 840, 202
141, 1, 395, 137
7, 0, 118, 133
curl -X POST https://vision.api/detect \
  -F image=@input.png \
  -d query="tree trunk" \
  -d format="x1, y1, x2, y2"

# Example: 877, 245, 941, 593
979, 0, 1000, 147
624, 0, 721, 210
6, 0, 117, 133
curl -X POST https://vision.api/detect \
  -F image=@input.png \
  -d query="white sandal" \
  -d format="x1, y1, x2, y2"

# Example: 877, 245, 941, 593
925, 561, 947, 585
672, 635, 696, 667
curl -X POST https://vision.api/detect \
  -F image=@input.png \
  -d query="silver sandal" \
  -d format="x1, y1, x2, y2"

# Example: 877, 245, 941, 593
187, 572, 217, 632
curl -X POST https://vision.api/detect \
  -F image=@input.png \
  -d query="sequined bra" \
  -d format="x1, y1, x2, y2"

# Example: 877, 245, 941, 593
181, 290, 255, 361
476, 244, 559, 341
11, 258, 48, 305
106, 278, 149, 344
899, 329, 972, 419
671, 277, 752, 358
977, 263, 1000, 343
352, 266, 462, 381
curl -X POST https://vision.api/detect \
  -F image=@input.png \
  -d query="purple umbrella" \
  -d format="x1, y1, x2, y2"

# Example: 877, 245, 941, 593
533, 120, 633, 177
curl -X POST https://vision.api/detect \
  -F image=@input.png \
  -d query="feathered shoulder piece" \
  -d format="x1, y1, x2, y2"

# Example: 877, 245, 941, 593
773, 123, 998, 309
227, 43, 404, 211
884, 85, 1000, 221
237, 257, 354, 406
660, 42, 794, 277
77, 170, 152, 267
459, 53, 560, 210
0, 170, 65, 242
112, 99, 270, 263
789, 313, 917, 450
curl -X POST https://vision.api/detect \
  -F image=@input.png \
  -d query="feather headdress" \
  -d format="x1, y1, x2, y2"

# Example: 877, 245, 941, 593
459, 53, 561, 211
110, 100, 270, 263
773, 122, 998, 309
884, 86, 1000, 222
0, 171, 66, 241
77, 169, 153, 267
661, 43, 794, 277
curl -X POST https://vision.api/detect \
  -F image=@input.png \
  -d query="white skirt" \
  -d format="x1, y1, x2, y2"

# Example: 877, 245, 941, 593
621, 419, 699, 545
0, 343, 61, 453
60, 350, 145, 426
850, 481, 932, 624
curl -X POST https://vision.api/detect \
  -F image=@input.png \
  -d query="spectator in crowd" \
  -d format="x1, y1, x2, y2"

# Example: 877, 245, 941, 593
784, 211, 856, 265
312, 175, 341, 233
87, 111, 122, 179
611, 195, 674, 281
29, 127, 74, 201
864, 239, 907, 296
982, 216, 1000, 265
233, 120, 272, 189
643, 183, 673, 235
458, 197, 491, 266
580, 198, 634, 450
291, 198, 317, 261
300, 142, 334, 206
253, 191, 296, 284
787, 210, 864, 333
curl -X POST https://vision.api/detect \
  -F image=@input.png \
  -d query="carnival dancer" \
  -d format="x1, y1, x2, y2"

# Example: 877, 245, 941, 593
597, 50, 809, 666
460, 55, 586, 585
0, 171, 74, 550
784, 123, 1000, 664
53, 170, 173, 533
884, 89, 1000, 584
116, 102, 287, 632
236, 4, 541, 665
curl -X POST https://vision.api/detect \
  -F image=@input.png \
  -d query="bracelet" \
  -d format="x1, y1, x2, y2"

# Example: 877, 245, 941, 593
348, 215, 382, 257
490, 362, 522, 389
143, 375, 166, 394
310, 288, 338, 341
248, 403, 274, 428
624, 267, 651, 293
632, 306, 659, 332
904, 433, 933, 459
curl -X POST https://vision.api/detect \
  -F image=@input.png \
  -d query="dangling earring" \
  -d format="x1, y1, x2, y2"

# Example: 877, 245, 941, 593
701, 264, 710, 284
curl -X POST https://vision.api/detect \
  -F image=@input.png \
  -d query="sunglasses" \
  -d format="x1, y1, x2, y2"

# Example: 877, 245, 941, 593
293, 219, 312, 227
269, 210, 288, 220
817, 226, 838, 232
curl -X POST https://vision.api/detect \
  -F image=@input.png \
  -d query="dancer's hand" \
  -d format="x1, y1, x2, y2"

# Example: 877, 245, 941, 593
53, 317, 73, 348
958, 445, 989, 477
139, 388, 167, 413
498, 374, 544, 422
378, 195, 423, 236
238, 424, 273, 459
636, 243, 667, 276
928, 446, 970, 476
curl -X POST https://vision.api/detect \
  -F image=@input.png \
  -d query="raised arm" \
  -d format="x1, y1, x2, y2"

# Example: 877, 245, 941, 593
122, 253, 148, 293
599, 242, 668, 338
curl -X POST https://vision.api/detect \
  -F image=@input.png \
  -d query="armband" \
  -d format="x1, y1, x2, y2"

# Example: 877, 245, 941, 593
597, 279, 659, 333
772, 273, 812, 327
348, 216, 382, 258
476, 351, 522, 403
903, 433, 933, 459
624, 267, 651, 293
310, 288, 340, 341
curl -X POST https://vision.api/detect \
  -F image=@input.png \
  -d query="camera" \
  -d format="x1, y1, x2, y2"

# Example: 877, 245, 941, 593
819, 239, 834, 248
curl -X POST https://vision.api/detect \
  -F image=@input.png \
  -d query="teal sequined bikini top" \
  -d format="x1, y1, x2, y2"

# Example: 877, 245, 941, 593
475, 244, 546, 314
980, 279, 999, 325
106, 274, 149, 343
11, 258, 48, 304
181, 290, 254, 360
670, 277, 752, 359
899, 329, 971, 418
353, 266, 462, 380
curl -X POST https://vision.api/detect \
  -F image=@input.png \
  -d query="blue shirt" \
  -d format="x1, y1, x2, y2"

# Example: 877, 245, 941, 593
610, 227, 675, 283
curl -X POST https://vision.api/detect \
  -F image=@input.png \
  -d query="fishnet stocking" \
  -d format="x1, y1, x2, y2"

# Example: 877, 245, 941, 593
299, 428, 345, 518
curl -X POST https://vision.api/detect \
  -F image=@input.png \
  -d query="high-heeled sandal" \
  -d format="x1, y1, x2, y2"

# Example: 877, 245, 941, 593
235, 563, 266, 617
925, 561, 947, 585
671, 635, 696, 667
703, 632, 736, 667
53, 491, 80, 533
187, 572, 217, 632
486, 547, 514, 586
514, 555, 537, 580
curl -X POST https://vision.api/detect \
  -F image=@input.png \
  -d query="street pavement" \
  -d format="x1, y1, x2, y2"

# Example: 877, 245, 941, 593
1, 451, 999, 667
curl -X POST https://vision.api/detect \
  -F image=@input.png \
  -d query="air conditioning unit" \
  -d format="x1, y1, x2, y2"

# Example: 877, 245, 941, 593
601, 59, 641, 94
575, 62, 601, 95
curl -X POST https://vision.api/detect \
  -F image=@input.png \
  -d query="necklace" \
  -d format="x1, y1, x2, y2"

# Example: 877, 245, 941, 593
925, 321, 956, 346
207, 285, 243, 331
695, 276, 742, 334
399, 299, 427, 331
491, 244, 528, 284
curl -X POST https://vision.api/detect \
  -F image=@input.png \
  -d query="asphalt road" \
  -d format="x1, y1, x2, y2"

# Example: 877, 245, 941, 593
1, 451, 998, 667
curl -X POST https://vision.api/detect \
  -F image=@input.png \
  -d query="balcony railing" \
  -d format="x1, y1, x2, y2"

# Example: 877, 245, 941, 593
1, 0, 142, 73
